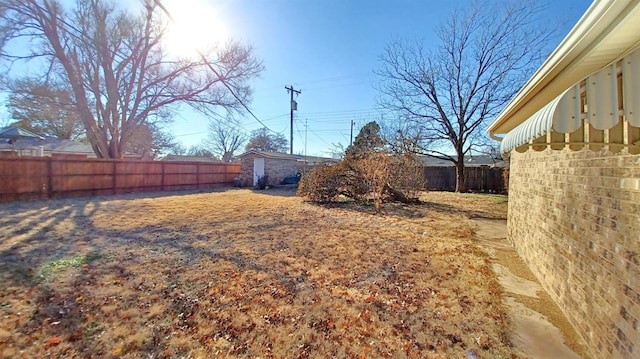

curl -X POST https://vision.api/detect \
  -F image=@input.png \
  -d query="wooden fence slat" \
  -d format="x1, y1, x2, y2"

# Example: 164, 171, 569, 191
47, 157, 53, 198
0, 157, 241, 203
423, 166, 505, 192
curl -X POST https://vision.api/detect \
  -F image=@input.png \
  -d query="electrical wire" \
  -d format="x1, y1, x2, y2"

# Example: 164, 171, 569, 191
154, 0, 276, 134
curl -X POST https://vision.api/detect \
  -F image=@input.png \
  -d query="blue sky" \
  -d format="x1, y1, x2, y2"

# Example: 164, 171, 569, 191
166, 0, 593, 157
1, 0, 594, 157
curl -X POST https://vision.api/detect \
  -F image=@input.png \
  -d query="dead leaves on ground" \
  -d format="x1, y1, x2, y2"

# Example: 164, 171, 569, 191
0, 190, 515, 358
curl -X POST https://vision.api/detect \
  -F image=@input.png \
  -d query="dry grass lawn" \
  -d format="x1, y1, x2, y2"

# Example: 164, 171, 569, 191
0, 188, 514, 358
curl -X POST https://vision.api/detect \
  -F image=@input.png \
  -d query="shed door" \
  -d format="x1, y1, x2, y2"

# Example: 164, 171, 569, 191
253, 158, 265, 186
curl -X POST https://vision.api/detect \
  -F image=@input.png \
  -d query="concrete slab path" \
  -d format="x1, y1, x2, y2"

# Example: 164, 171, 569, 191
472, 218, 588, 359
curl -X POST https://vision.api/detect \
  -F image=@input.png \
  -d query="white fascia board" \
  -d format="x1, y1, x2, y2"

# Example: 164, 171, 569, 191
488, 0, 640, 136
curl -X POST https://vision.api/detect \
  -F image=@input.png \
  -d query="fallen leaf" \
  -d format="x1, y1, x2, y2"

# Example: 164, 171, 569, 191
46, 336, 61, 346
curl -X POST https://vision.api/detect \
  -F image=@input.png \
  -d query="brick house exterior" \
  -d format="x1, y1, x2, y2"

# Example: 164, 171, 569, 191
237, 150, 337, 187
488, 2, 640, 358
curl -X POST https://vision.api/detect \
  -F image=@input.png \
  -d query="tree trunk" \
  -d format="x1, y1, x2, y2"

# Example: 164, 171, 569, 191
384, 183, 420, 204
455, 161, 466, 193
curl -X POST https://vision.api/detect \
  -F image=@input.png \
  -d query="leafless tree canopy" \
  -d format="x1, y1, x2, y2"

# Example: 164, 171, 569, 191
204, 119, 246, 162
7, 79, 85, 140
245, 127, 288, 153
0, 0, 263, 158
376, 0, 552, 191
125, 122, 182, 160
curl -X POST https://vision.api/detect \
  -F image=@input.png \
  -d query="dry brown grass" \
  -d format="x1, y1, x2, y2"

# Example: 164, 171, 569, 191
0, 188, 514, 358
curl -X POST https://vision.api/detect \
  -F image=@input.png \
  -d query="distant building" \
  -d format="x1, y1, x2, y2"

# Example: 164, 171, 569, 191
160, 155, 222, 163
419, 154, 507, 168
0, 134, 95, 158
237, 150, 338, 187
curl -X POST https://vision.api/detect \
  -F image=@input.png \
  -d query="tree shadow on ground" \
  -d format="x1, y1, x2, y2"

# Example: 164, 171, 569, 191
420, 200, 506, 220
300, 195, 506, 220
0, 195, 321, 357
249, 186, 299, 197
313, 200, 425, 218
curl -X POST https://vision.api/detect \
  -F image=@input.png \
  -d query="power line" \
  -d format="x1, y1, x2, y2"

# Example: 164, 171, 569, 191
154, 0, 275, 134
299, 80, 373, 92
307, 127, 335, 148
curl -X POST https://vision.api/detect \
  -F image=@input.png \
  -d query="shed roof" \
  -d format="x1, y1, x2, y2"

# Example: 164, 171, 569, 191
237, 150, 337, 163
0, 126, 44, 140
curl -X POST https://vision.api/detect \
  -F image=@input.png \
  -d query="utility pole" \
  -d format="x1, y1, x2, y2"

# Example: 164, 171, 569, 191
285, 85, 301, 155
350, 120, 355, 146
304, 118, 308, 160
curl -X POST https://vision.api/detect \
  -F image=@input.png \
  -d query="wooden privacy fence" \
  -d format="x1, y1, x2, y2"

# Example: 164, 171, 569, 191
424, 166, 506, 193
0, 157, 241, 203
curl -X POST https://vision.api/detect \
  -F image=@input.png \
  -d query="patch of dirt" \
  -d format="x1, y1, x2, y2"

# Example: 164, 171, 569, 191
1, 189, 521, 358
472, 218, 589, 359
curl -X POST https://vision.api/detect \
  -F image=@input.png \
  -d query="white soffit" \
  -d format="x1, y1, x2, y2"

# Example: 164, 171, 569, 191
500, 47, 640, 154
500, 90, 569, 153
488, 0, 640, 135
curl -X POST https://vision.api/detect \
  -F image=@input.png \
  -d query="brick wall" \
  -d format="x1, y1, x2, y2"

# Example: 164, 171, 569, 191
263, 157, 300, 185
239, 154, 301, 187
239, 154, 255, 187
508, 148, 640, 358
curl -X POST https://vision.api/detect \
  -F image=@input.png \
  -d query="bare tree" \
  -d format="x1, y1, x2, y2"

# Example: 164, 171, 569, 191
205, 119, 246, 162
0, 0, 262, 158
186, 145, 215, 158
245, 127, 288, 153
376, 0, 552, 192
328, 142, 346, 159
125, 122, 182, 159
6, 79, 85, 140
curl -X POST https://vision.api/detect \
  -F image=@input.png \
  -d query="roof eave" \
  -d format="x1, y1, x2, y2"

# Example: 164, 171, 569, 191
488, 0, 640, 136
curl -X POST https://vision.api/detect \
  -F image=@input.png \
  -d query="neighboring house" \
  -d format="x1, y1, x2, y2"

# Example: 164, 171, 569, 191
0, 134, 96, 158
238, 150, 337, 187
160, 155, 222, 163
0, 129, 144, 159
420, 154, 506, 168
488, 1, 640, 357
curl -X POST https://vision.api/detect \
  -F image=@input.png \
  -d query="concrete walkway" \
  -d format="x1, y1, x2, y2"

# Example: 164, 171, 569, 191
472, 218, 587, 359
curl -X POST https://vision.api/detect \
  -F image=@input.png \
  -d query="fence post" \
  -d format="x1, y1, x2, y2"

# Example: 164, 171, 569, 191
161, 161, 165, 191
47, 157, 53, 199
112, 161, 117, 195
197, 162, 201, 190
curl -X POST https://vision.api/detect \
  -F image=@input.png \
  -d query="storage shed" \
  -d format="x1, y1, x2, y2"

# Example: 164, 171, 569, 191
237, 150, 337, 187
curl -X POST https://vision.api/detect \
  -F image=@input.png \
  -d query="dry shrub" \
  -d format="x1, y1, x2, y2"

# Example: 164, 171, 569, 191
387, 152, 428, 201
297, 163, 342, 203
352, 152, 390, 210
297, 162, 367, 203
298, 152, 426, 209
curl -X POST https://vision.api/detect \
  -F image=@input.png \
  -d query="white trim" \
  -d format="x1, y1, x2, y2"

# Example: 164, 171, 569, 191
500, 48, 640, 153
488, 0, 640, 135
500, 90, 567, 153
